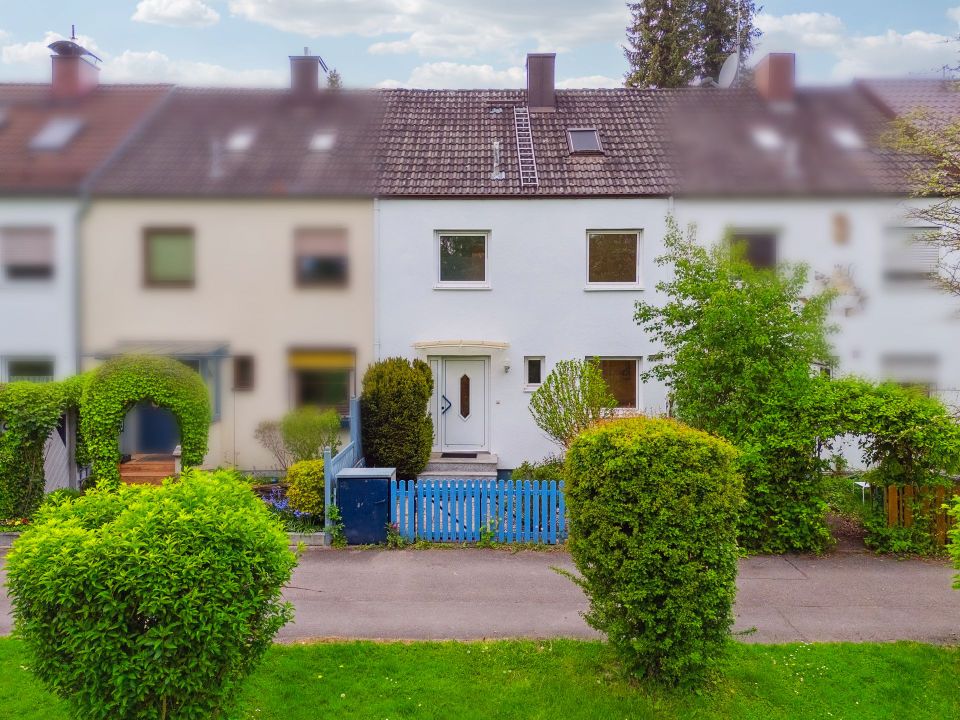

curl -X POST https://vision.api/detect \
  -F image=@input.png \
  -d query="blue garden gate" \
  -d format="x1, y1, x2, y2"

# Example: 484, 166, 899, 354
390, 478, 567, 544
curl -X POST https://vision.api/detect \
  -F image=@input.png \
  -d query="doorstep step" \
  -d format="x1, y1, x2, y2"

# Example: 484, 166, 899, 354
417, 471, 499, 480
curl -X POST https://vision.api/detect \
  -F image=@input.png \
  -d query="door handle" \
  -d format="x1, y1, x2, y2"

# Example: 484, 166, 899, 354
441, 394, 452, 414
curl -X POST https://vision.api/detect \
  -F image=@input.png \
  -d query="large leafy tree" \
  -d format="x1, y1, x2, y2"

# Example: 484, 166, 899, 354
635, 217, 836, 552
624, 0, 760, 88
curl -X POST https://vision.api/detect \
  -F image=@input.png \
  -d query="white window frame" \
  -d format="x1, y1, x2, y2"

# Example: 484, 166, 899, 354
523, 356, 545, 392
434, 230, 490, 290
593, 356, 641, 411
585, 229, 642, 290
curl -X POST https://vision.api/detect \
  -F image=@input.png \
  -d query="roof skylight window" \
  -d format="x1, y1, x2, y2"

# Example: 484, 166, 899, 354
29, 117, 84, 151
567, 128, 603, 155
830, 125, 865, 150
750, 125, 784, 151
310, 130, 337, 152
226, 127, 256, 153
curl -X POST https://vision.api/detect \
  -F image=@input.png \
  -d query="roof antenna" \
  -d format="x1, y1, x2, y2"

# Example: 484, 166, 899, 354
71, 25, 76, 41
717, 5, 742, 88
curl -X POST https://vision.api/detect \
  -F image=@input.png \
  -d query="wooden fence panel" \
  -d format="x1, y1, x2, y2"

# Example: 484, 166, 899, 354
881, 484, 960, 546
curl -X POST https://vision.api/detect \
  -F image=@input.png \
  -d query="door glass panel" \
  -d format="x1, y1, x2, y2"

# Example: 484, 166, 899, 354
459, 374, 470, 418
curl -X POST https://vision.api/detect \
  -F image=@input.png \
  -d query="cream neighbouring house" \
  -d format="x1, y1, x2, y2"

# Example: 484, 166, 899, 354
83, 54, 379, 475
375, 53, 959, 473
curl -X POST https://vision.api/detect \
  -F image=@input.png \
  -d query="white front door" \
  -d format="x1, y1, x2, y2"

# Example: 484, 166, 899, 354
433, 357, 487, 452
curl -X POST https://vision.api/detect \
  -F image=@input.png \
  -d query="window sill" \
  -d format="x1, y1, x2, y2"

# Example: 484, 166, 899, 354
433, 283, 491, 291
583, 284, 644, 292
523, 384, 542, 393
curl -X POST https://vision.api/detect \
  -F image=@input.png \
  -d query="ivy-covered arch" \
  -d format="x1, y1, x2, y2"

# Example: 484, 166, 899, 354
0, 374, 87, 519
80, 355, 211, 489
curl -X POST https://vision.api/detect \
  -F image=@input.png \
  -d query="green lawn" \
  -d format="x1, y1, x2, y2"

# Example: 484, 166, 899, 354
1, 638, 957, 719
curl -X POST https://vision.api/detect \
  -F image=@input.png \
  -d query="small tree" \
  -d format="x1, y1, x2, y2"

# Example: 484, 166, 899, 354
281, 406, 341, 462
326, 68, 343, 88
360, 357, 433, 478
566, 416, 742, 686
254, 420, 293, 470
635, 216, 836, 553
528, 359, 616, 448
6, 470, 296, 719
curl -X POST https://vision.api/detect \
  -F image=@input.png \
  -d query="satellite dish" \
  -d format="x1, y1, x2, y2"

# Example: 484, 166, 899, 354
718, 52, 740, 88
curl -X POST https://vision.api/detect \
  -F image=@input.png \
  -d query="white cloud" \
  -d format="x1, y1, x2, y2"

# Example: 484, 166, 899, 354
103, 50, 282, 86
133, 0, 220, 28
230, 0, 628, 61
556, 74, 620, 89
949, 6, 960, 25
1, 30, 103, 79
754, 11, 959, 81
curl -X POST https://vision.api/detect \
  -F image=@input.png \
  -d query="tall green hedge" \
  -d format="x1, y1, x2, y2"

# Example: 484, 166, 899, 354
566, 416, 742, 686
360, 357, 433, 478
80, 355, 211, 489
6, 469, 296, 719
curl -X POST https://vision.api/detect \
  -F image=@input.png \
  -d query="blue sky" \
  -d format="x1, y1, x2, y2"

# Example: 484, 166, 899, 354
1, 1, 958, 87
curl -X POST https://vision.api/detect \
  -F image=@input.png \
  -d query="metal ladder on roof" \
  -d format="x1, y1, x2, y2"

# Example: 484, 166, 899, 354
513, 107, 539, 188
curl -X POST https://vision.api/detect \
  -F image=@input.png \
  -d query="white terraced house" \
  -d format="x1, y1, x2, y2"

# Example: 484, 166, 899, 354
374, 53, 959, 473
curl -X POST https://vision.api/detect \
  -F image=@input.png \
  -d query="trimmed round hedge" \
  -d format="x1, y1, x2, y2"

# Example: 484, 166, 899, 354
6, 469, 296, 720
566, 416, 742, 686
81, 355, 211, 489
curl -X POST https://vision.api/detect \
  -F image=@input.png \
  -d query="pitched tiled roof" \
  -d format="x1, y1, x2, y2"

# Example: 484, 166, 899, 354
0, 84, 170, 194
858, 78, 960, 124
377, 88, 680, 197
93, 87, 382, 196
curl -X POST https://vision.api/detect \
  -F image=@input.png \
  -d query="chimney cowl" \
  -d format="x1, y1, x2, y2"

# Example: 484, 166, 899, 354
526, 53, 556, 112
754, 53, 795, 103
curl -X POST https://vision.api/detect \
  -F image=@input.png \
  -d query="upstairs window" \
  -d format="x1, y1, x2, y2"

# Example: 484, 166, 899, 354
295, 228, 349, 287
144, 228, 195, 288
1, 226, 54, 280
524, 356, 544, 391
233, 355, 255, 391
731, 231, 777, 269
30, 117, 84, 151
587, 231, 640, 285
881, 353, 938, 396
567, 128, 603, 155
883, 227, 938, 288
437, 232, 488, 287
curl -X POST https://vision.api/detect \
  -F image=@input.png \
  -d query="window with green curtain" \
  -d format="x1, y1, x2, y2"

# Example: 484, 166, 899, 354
146, 230, 195, 286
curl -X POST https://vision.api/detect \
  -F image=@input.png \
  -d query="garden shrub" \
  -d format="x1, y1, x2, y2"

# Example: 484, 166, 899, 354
281, 406, 341, 462
528, 359, 616, 448
635, 217, 836, 553
80, 355, 211, 489
285, 459, 325, 516
0, 379, 84, 520
511, 454, 565, 481
255, 419, 292, 470
360, 357, 433, 478
948, 496, 960, 588
6, 469, 296, 720
566, 416, 742, 687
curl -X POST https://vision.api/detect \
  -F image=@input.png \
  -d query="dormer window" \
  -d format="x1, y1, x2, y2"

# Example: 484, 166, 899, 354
567, 128, 603, 155
310, 130, 336, 152
30, 117, 84, 151
751, 125, 784, 151
226, 127, 256, 153
830, 125, 865, 150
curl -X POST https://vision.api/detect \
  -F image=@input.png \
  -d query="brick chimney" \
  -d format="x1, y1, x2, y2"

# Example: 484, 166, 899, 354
526, 53, 556, 112
754, 53, 795, 102
48, 35, 100, 99
290, 48, 323, 96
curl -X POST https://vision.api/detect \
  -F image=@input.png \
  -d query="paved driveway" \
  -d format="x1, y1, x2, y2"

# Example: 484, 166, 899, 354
1, 549, 957, 643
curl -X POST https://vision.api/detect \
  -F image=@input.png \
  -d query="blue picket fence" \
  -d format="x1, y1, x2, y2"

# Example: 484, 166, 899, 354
391, 478, 567, 544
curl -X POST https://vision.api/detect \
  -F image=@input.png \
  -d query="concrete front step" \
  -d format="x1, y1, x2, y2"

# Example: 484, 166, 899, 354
417, 471, 499, 480
423, 452, 498, 475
